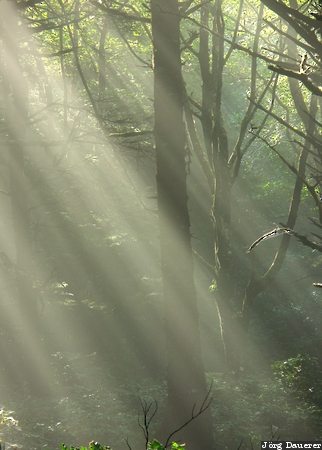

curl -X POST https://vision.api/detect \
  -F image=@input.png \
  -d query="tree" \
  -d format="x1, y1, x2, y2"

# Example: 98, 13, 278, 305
180, 0, 321, 372
151, 1, 215, 448
261, 0, 322, 96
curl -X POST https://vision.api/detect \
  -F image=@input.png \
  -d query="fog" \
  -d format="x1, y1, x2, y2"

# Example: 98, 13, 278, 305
0, 1, 321, 449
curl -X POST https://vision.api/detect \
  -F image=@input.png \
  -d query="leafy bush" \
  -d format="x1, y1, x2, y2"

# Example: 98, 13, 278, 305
147, 441, 185, 450
61, 442, 110, 450
210, 366, 322, 448
61, 440, 185, 450
271, 354, 322, 437
272, 354, 322, 403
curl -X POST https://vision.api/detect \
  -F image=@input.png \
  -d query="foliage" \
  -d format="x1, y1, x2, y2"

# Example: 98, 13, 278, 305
0, 409, 18, 429
61, 443, 111, 450
272, 354, 322, 404
147, 440, 185, 450
60, 440, 185, 450
211, 370, 322, 448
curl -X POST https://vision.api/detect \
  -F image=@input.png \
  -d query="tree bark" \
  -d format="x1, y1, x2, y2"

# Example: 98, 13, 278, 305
151, 1, 215, 448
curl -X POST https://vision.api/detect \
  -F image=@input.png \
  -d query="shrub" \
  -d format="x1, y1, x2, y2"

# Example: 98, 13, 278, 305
61, 440, 185, 450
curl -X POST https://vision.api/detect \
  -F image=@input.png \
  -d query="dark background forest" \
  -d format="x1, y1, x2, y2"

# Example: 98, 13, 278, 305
0, 0, 321, 449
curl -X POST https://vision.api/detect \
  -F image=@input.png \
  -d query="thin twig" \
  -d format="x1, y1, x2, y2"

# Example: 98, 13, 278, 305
125, 437, 133, 450
164, 381, 213, 448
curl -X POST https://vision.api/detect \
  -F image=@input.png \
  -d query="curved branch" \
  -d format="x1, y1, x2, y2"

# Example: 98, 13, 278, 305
268, 64, 322, 96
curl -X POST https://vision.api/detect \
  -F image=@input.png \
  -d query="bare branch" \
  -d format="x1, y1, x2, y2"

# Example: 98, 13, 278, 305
125, 437, 133, 450
247, 97, 321, 149
164, 381, 213, 448
261, 0, 322, 53
112, 18, 152, 68
224, 0, 245, 64
247, 227, 293, 253
268, 64, 322, 96
108, 130, 152, 138
17, 0, 44, 9
90, 0, 151, 23
138, 399, 158, 448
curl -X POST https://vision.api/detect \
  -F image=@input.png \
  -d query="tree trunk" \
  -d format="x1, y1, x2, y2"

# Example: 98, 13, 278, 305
151, 1, 215, 448
241, 5, 319, 340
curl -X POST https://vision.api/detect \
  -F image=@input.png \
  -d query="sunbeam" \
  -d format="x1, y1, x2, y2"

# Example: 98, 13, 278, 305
0, 1, 321, 449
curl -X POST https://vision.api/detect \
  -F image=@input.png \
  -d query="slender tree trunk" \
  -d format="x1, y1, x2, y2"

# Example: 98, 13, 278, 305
151, 1, 215, 448
241, 7, 319, 336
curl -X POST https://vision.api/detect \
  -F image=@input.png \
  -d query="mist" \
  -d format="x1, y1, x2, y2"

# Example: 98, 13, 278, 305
0, 1, 321, 449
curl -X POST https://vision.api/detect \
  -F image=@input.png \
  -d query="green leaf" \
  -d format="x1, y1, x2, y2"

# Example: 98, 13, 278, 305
148, 440, 165, 450
171, 442, 186, 450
